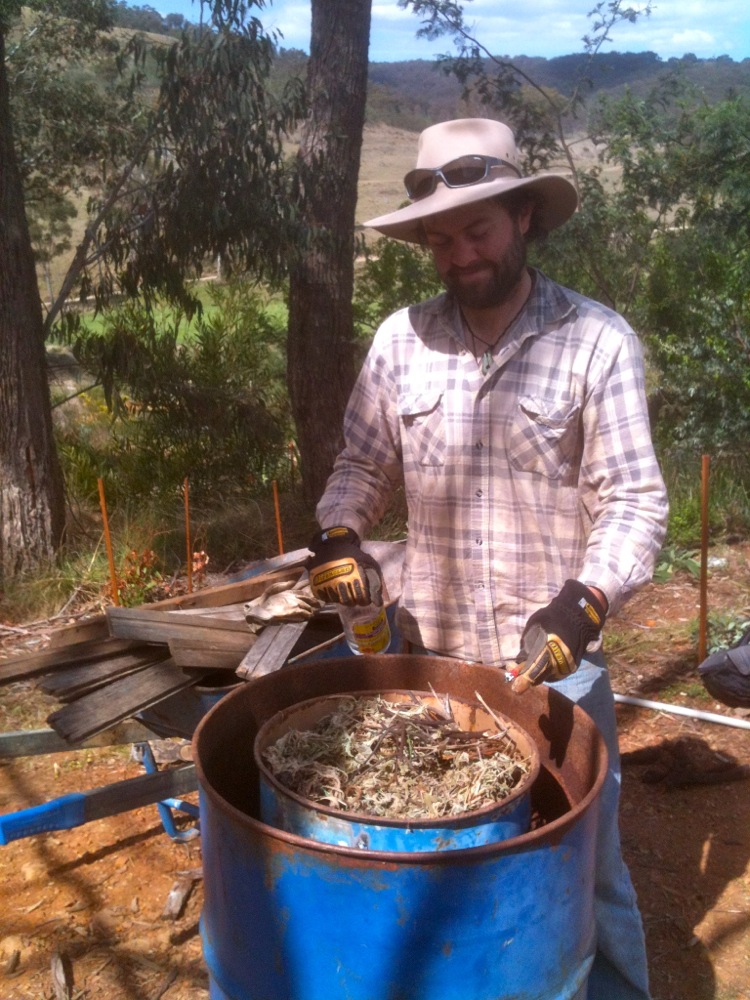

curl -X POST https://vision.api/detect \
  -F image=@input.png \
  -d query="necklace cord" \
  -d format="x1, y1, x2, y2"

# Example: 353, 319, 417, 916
461, 297, 529, 359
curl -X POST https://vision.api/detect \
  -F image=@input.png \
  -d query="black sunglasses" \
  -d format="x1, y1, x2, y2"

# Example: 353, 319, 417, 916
404, 154, 520, 201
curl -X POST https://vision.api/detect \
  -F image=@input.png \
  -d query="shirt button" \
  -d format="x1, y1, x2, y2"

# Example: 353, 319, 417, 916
475, 489, 483, 498
475, 441, 483, 449
475, 538, 483, 546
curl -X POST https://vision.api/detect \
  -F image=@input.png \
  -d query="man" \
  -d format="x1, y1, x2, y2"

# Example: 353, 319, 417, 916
308, 118, 668, 998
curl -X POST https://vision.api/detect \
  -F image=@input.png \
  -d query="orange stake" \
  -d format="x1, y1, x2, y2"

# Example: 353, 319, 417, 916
97, 477, 119, 606
272, 480, 284, 555
699, 454, 710, 663
184, 477, 193, 594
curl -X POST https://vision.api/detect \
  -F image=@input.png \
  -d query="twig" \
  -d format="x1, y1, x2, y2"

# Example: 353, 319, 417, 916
474, 691, 510, 737
51, 950, 73, 1000
151, 968, 178, 1000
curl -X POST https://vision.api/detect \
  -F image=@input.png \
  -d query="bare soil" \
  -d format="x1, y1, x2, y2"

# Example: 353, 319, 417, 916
2, 544, 750, 1000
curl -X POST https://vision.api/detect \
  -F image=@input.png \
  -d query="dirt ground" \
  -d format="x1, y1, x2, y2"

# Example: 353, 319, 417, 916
1, 545, 750, 1000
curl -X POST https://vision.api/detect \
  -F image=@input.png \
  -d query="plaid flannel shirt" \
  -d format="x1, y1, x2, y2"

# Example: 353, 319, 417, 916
317, 269, 668, 664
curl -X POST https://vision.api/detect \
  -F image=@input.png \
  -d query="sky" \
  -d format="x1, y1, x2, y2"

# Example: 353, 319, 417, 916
140, 0, 750, 63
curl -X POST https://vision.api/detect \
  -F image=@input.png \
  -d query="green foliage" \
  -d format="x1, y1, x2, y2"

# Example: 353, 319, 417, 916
100, 11, 306, 308
57, 281, 293, 507
365, 50, 750, 131
6, 0, 307, 327
706, 612, 750, 654
660, 453, 750, 548
658, 680, 711, 703
652, 545, 700, 583
116, 547, 171, 606
353, 237, 443, 336
1, 1, 114, 34
111, 1, 173, 34
4, 0, 131, 290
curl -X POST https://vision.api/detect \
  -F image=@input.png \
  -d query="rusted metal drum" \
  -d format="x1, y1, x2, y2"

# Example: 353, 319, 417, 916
254, 690, 540, 851
194, 655, 606, 1000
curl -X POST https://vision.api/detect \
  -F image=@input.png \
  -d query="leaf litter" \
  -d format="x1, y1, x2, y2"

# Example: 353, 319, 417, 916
261, 691, 532, 820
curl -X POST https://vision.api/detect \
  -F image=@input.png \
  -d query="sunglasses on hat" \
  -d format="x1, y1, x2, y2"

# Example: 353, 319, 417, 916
404, 154, 521, 201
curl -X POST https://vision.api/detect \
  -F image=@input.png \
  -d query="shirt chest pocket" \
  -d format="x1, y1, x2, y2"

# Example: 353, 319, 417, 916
399, 391, 445, 467
508, 394, 581, 479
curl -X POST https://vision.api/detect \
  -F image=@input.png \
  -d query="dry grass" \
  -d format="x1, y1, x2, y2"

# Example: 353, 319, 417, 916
41, 120, 622, 303
260, 692, 532, 820
356, 124, 418, 225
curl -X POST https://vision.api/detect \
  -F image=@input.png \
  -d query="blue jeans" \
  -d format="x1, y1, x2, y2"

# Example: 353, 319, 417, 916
553, 654, 651, 1000
410, 645, 651, 1000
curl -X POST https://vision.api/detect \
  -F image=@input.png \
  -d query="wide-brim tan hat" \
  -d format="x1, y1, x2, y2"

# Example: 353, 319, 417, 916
364, 118, 578, 243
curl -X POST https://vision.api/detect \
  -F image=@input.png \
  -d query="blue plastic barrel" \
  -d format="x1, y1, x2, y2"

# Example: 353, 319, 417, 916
194, 655, 606, 1000
254, 690, 540, 851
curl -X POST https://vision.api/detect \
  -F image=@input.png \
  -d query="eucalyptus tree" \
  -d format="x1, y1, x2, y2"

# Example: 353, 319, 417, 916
0, 1, 115, 580
286, 0, 373, 504
0, 0, 305, 580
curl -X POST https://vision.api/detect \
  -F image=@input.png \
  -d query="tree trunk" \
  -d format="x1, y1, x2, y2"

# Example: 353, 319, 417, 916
286, 0, 372, 507
0, 31, 65, 582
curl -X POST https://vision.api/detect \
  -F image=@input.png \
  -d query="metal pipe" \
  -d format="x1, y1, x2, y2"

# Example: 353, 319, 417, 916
614, 693, 750, 730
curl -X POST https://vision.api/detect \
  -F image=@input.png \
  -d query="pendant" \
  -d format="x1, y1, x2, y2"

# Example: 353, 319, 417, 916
481, 350, 493, 376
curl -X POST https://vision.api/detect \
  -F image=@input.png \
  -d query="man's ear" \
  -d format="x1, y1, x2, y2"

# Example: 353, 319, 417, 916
518, 198, 534, 236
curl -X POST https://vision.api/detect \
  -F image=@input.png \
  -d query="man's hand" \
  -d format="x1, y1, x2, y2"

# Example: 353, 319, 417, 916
307, 526, 384, 606
512, 580, 607, 693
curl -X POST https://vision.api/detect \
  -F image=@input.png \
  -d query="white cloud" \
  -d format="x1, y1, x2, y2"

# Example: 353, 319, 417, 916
671, 30, 720, 51
143, 0, 750, 61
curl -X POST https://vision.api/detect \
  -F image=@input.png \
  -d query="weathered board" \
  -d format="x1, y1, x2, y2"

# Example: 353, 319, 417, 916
0, 721, 158, 758
47, 660, 202, 744
106, 605, 253, 641
235, 621, 309, 679
0, 637, 145, 684
168, 633, 255, 669
37, 646, 171, 701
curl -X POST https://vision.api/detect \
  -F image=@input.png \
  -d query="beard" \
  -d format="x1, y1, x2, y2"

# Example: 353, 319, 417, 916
443, 219, 528, 310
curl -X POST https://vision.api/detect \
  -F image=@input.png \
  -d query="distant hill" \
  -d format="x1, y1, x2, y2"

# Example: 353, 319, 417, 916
364, 51, 750, 131
111, 6, 750, 133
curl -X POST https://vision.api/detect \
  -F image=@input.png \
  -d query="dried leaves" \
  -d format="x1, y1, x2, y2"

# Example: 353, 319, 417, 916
261, 693, 532, 821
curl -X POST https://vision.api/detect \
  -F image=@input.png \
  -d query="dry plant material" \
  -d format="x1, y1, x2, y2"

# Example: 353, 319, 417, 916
261, 693, 531, 821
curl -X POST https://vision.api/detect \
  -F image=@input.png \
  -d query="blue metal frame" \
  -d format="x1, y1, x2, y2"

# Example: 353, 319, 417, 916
136, 742, 200, 842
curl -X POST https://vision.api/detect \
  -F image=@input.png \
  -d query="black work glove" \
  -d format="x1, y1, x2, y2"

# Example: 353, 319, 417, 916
512, 580, 607, 693
307, 526, 384, 606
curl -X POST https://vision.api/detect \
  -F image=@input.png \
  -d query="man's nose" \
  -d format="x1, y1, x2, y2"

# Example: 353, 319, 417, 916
448, 237, 480, 267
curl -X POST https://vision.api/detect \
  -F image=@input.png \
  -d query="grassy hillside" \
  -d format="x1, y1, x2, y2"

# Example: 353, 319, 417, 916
39, 34, 749, 303
357, 124, 418, 226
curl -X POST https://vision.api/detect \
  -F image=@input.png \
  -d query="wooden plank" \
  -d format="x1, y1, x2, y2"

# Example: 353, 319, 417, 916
138, 564, 304, 613
0, 637, 145, 685
0, 765, 198, 842
0, 721, 159, 758
2, 560, 306, 675
47, 660, 201, 744
168, 633, 255, 670
164, 605, 249, 622
108, 606, 250, 630
37, 647, 171, 701
168, 632, 256, 653
235, 621, 308, 679
44, 615, 110, 649
83, 764, 198, 822
106, 606, 254, 643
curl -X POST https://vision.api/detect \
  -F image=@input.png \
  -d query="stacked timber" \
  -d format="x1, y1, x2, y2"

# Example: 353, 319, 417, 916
0, 542, 405, 750
0, 553, 311, 747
